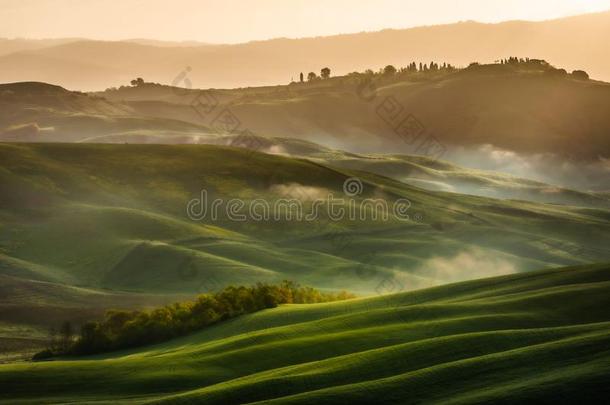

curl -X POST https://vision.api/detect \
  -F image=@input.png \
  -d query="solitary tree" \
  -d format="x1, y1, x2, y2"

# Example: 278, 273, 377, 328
383, 65, 397, 76
300, 72, 304, 83
320, 67, 331, 79
307, 72, 317, 82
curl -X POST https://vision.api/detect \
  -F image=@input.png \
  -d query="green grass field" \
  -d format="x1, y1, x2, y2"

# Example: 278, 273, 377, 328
1, 263, 609, 403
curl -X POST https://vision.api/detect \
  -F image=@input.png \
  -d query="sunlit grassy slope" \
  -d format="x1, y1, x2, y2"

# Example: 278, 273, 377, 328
1, 263, 609, 404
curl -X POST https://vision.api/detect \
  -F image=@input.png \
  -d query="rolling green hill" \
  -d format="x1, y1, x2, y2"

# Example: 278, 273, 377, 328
1, 263, 609, 403
1, 142, 609, 360
2, 142, 608, 295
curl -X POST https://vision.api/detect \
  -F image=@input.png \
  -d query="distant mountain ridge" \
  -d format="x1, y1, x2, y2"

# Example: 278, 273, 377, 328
0, 11, 609, 90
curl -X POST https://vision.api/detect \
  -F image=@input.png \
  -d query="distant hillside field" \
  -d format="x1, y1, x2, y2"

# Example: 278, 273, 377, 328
2, 61, 610, 194
1, 264, 609, 403
102, 65, 610, 160
4, 61, 610, 161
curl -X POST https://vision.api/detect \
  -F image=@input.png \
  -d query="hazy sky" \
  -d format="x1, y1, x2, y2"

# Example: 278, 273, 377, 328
1, 0, 609, 43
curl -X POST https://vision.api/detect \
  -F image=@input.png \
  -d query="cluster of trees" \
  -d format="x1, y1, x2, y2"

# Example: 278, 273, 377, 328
497, 57, 557, 71
500, 56, 534, 65
293, 57, 587, 86
34, 281, 354, 359
130, 77, 146, 86
498, 57, 588, 79
302, 67, 332, 82
354, 61, 456, 79
293, 61, 456, 89
402, 61, 451, 73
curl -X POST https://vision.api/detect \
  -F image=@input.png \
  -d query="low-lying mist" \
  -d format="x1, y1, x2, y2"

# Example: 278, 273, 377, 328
309, 135, 610, 194
446, 144, 610, 192
390, 248, 522, 292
